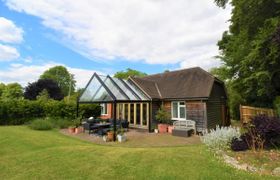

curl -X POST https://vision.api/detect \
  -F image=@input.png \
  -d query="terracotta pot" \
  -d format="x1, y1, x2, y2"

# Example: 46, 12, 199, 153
68, 127, 75, 133
107, 131, 114, 141
75, 127, 84, 134
168, 125, 174, 133
158, 124, 168, 133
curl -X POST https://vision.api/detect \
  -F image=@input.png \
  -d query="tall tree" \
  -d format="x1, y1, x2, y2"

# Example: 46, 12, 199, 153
24, 79, 63, 100
114, 68, 147, 79
40, 66, 76, 96
214, 0, 280, 119
0, 83, 5, 97
2, 83, 23, 99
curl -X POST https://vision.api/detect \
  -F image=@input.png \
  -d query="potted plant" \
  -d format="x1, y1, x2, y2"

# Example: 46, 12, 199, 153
68, 125, 75, 133
155, 106, 171, 133
168, 124, 174, 133
73, 118, 83, 134
107, 128, 114, 141
117, 127, 127, 142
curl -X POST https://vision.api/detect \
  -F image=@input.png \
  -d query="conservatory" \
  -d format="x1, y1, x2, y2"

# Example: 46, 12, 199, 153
77, 73, 152, 140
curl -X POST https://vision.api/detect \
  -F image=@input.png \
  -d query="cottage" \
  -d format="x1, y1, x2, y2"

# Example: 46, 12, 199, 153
78, 67, 230, 133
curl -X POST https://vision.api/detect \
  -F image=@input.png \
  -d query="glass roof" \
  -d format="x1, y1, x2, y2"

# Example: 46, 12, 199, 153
79, 73, 150, 103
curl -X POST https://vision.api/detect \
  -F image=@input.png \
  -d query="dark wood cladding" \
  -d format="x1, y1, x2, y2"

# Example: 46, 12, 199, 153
206, 81, 227, 129
186, 101, 206, 132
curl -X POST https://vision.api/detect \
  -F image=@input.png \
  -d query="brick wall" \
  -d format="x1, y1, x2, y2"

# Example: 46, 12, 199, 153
100, 103, 112, 119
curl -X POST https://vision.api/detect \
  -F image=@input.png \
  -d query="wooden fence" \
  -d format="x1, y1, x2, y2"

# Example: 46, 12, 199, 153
240, 105, 277, 123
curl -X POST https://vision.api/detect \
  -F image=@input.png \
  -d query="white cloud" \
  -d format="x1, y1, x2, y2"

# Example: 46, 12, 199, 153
0, 17, 23, 43
5, 0, 231, 69
0, 44, 20, 61
0, 62, 103, 88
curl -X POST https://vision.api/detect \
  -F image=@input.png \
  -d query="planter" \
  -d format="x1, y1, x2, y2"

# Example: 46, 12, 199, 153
158, 124, 168, 133
68, 127, 75, 133
107, 131, 114, 141
117, 134, 127, 142
168, 125, 174, 133
154, 129, 159, 133
75, 127, 84, 134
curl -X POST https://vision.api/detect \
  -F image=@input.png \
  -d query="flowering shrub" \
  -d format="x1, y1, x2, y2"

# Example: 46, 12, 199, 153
231, 115, 280, 152
201, 126, 241, 150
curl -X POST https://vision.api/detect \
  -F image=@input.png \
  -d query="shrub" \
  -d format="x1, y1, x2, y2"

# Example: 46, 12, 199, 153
29, 119, 53, 130
48, 118, 73, 129
155, 105, 171, 124
231, 135, 249, 151
0, 99, 101, 125
201, 125, 241, 151
230, 115, 280, 152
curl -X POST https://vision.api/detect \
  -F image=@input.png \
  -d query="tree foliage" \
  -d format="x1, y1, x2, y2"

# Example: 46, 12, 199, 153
214, 0, 280, 119
114, 68, 147, 79
1, 83, 23, 99
40, 66, 76, 96
24, 79, 63, 100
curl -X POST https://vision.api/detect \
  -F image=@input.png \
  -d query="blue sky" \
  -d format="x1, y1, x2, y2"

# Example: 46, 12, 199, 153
0, 0, 231, 88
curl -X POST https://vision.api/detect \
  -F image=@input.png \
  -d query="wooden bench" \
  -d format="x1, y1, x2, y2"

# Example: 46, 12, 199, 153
172, 120, 196, 137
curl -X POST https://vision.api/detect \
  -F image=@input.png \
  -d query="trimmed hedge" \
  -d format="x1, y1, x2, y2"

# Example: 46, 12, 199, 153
0, 99, 101, 125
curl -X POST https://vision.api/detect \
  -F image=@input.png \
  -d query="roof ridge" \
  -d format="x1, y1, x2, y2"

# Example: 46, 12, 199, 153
141, 67, 201, 79
154, 82, 162, 98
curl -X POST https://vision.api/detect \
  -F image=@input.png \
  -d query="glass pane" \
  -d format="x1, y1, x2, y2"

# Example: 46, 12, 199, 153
136, 104, 141, 125
99, 75, 127, 100
180, 102, 185, 106
124, 104, 129, 120
125, 80, 149, 100
112, 78, 139, 100
79, 76, 113, 102
179, 106, 186, 119
143, 103, 147, 125
130, 104, 134, 124
172, 102, 178, 118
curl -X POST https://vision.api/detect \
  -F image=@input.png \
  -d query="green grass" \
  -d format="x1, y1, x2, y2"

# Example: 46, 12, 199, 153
0, 126, 276, 179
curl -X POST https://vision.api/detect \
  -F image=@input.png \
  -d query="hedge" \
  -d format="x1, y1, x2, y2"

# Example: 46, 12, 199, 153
0, 99, 101, 125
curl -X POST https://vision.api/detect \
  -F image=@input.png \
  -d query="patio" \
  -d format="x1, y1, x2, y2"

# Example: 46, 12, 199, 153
60, 128, 201, 147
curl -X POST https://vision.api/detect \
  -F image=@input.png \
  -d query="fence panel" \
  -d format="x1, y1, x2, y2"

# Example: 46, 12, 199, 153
240, 105, 276, 123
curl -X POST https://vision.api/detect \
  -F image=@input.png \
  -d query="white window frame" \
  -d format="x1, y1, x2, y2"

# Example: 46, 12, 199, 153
171, 101, 186, 120
101, 103, 108, 115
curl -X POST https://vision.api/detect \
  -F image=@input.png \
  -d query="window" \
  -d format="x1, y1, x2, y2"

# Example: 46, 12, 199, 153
171, 101, 186, 120
101, 103, 108, 115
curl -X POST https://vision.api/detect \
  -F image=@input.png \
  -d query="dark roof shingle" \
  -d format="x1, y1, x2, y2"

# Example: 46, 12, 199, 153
130, 67, 219, 99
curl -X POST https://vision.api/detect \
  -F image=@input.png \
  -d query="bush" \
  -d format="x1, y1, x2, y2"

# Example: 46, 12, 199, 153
0, 99, 101, 125
29, 119, 53, 130
155, 105, 171, 124
47, 118, 73, 129
201, 126, 241, 151
231, 135, 249, 151
230, 115, 280, 151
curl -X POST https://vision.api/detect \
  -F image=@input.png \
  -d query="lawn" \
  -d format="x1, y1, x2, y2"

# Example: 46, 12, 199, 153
0, 126, 276, 179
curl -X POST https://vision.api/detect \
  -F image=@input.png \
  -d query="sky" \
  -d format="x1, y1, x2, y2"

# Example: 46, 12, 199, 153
0, 0, 231, 88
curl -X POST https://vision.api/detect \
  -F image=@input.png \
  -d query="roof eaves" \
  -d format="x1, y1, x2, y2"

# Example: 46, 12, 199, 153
128, 77, 152, 100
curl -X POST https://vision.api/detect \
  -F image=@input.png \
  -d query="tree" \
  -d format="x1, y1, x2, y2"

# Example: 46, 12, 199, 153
0, 83, 5, 97
214, 0, 280, 119
40, 66, 76, 96
1, 83, 23, 99
24, 79, 63, 100
114, 68, 147, 79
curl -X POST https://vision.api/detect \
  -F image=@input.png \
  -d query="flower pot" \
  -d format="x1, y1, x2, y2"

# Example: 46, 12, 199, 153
117, 134, 127, 142
168, 125, 174, 133
107, 131, 114, 141
154, 129, 159, 133
158, 124, 168, 133
68, 127, 75, 133
75, 127, 84, 134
